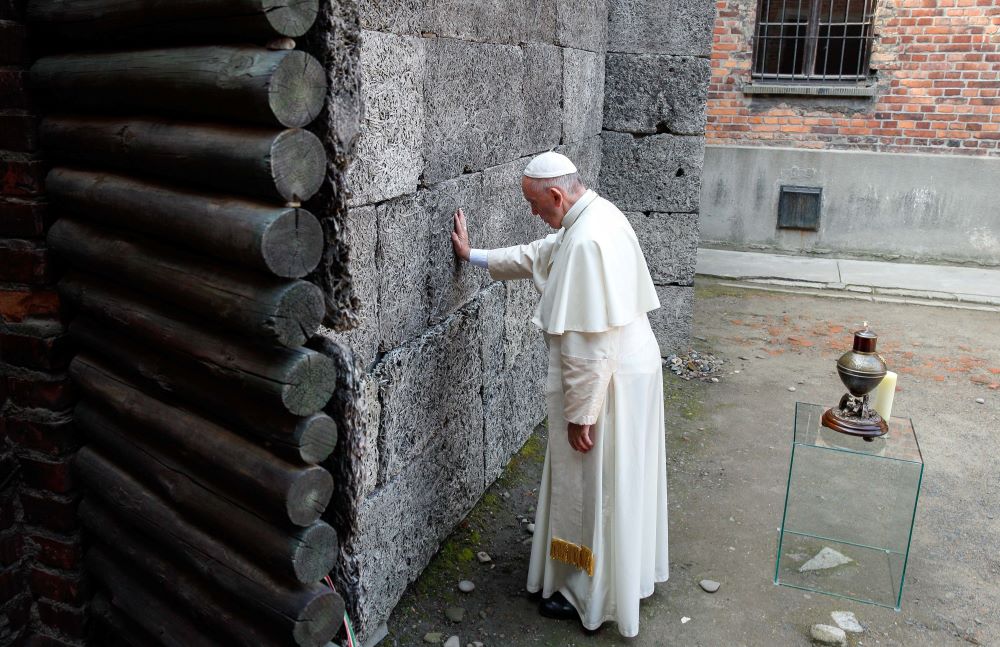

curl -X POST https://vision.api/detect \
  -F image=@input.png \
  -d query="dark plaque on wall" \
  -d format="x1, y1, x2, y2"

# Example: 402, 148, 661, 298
777, 185, 822, 231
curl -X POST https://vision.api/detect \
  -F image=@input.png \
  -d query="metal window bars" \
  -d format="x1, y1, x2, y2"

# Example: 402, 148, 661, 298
752, 0, 877, 81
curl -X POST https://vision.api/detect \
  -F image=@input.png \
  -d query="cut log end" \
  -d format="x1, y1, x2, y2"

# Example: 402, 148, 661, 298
286, 466, 333, 527
269, 50, 327, 128
296, 414, 338, 465
263, 0, 321, 38
272, 281, 325, 348
292, 523, 339, 584
281, 350, 336, 415
292, 589, 345, 647
262, 208, 324, 278
271, 128, 326, 202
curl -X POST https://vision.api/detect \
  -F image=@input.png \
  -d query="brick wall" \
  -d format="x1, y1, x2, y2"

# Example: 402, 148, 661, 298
0, 3, 84, 645
706, 0, 1000, 155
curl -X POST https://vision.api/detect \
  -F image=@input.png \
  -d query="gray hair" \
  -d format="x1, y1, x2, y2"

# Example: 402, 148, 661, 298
532, 172, 586, 194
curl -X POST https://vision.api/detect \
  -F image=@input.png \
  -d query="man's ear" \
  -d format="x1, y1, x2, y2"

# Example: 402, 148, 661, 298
548, 187, 563, 206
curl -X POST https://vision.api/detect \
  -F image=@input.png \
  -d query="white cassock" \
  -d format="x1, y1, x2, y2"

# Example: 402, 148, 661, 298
484, 189, 669, 637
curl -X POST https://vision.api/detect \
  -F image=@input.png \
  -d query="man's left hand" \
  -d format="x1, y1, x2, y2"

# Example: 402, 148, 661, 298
568, 422, 594, 453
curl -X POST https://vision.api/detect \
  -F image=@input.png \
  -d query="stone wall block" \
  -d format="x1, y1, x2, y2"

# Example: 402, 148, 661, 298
478, 283, 506, 383
625, 211, 700, 285
562, 48, 605, 142
503, 281, 542, 371
421, 172, 487, 324
424, 0, 527, 44
600, 131, 704, 213
483, 336, 547, 484
422, 39, 524, 185
607, 0, 717, 56
357, 0, 423, 38
555, 135, 603, 189
556, 0, 608, 52
348, 31, 426, 207
374, 302, 484, 486
525, 0, 558, 43
376, 194, 433, 350
604, 54, 711, 135
354, 375, 382, 501
522, 44, 563, 154
331, 205, 380, 368
648, 285, 693, 355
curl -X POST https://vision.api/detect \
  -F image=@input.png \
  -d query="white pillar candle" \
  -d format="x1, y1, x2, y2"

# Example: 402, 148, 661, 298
872, 371, 897, 421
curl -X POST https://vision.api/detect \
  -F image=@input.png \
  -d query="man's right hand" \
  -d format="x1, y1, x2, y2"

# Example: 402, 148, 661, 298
451, 208, 471, 261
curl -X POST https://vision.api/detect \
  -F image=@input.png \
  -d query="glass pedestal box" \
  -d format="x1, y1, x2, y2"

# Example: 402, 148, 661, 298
775, 402, 923, 610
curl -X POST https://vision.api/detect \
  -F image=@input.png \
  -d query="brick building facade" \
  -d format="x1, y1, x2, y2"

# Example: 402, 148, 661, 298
707, 0, 999, 155
700, 0, 1000, 266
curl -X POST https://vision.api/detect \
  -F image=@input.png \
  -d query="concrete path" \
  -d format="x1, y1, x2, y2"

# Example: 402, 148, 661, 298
697, 248, 1000, 308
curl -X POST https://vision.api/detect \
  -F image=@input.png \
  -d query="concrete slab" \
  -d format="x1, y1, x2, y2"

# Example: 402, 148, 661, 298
697, 248, 841, 283
839, 258, 1000, 299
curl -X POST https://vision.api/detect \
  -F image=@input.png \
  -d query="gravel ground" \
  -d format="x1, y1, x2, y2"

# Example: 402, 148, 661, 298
382, 279, 1000, 647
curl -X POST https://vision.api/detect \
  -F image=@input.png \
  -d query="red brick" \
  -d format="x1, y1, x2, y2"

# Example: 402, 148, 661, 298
2, 373, 76, 410
19, 455, 76, 493
0, 69, 29, 109
37, 599, 88, 639
0, 531, 23, 566
29, 566, 87, 605
6, 416, 79, 456
0, 240, 52, 284
1, 158, 44, 197
0, 113, 37, 152
0, 562, 25, 601
0, 332, 72, 371
0, 488, 18, 532
28, 533, 82, 570
0, 198, 49, 237
20, 490, 79, 533
0, 21, 26, 65
0, 287, 61, 323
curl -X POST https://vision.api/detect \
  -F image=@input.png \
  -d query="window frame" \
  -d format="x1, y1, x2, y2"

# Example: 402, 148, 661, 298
750, 0, 878, 84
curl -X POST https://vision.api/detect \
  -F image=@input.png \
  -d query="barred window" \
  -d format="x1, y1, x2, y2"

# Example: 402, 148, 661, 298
752, 0, 877, 81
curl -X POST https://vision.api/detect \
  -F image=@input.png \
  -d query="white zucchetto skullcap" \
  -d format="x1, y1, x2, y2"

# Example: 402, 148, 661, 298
522, 151, 578, 179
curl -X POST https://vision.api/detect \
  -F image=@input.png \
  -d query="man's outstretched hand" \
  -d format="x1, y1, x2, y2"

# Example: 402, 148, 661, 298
568, 422, 594, 453
451, 208, 471, 261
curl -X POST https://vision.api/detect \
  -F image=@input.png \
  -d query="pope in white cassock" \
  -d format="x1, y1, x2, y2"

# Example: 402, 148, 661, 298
451, 151, 669, 638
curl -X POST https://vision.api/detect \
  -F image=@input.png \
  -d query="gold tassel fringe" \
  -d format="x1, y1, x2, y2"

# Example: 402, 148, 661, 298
550, 537, 595, 577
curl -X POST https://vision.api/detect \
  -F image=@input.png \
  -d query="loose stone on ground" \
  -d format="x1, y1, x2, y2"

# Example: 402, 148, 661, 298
476, 551, 492, 563
443, 636, 460, 647
831, 611, 864, 633
445, 607, 465, 623
458, 580, 475, 593
666, 350, 724, 381
810, 623, 847, 646
699, 579, 720, 593
423, 632, 443, 644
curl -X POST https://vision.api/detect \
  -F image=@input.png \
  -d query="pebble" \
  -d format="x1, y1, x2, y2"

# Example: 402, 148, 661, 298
527, 523, 535, 533
734, 370, 740, 374
699, 579, 721, 593
443, 637, 460, 647
976, 398, 985, 404
476, 551, 492, 564
445, 607, 465, 623
739, 356, 750, 361
423, 632, 443, 644
810, 624, 847, 646
479, 611, 487, 620
458, 580, 475, 593
681, 616, 691, 624
521, 537, 533, 545
710, 377, 720, 383
788, 386, 797, 392
831, 611, 864, 633
501, 492, 510, 499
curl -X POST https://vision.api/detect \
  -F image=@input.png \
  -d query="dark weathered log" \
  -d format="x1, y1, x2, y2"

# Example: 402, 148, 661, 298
90, 593, 161, 647
47, 168, 323, 278
83, 503, 288, 647
77, 401, 337, 577
76, 447, 345, 647
28, 0, 319, 42
30, 47, 326, 128
40, 117, 325, 203
48, 218, 323, 348
88, 550, 221, 647
70, 317, 338, 465
60, 273, 335, 415
71, 351, 334, 527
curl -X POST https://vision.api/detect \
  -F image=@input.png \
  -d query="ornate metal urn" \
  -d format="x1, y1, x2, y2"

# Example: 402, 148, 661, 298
822, 324, 889, 439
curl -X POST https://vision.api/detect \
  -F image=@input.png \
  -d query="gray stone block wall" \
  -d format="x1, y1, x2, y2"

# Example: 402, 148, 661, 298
328, 0, 712, 639
599, 0, 716, 356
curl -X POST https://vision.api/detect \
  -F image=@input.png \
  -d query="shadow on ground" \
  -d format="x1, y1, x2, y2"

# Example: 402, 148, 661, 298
384, 279, 1000, 647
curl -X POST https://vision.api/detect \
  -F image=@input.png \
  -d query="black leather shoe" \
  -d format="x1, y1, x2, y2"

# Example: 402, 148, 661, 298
538, 592, 577, 620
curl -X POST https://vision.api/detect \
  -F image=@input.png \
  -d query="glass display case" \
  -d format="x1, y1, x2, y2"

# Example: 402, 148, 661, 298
775, 402, 923, 610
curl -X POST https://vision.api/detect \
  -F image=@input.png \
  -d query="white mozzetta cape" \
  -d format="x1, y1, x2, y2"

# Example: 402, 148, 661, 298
484, 190, 669, 638
487, 191, 660, 335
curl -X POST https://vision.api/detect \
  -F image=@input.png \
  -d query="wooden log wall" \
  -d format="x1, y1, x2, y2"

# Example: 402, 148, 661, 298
25, 1, 345, 644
